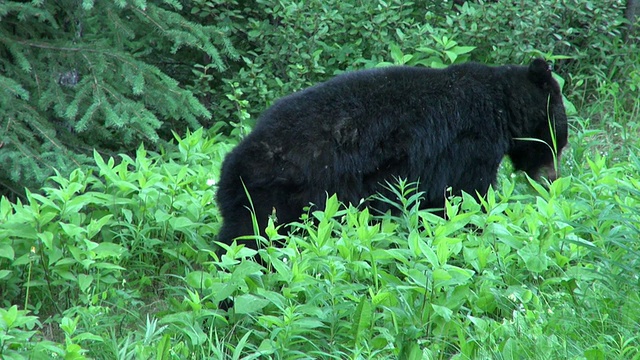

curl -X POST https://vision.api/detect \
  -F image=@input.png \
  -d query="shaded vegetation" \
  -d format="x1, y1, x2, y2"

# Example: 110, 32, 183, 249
1, 1, 639, 359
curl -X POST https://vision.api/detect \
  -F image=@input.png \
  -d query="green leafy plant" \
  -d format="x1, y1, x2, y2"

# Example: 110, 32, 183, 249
1, 2, 639, 359
377, 35, 475, 68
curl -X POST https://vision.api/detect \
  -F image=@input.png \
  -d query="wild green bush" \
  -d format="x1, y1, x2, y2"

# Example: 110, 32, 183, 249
2, 1, 640, 359
446, 0, 640, 124
0, 128, 234, 358
208, 1, 473, 134
2, 121, 640, 358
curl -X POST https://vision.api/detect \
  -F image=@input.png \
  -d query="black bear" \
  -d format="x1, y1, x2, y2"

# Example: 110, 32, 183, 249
216, 58, 568, 249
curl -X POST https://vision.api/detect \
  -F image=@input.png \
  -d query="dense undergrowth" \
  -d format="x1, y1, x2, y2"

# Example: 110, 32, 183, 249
2, 1, 640, 359
2, 102, 640, 359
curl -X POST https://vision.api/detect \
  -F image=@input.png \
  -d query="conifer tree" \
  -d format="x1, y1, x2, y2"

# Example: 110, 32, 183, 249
0, 0, 238, 199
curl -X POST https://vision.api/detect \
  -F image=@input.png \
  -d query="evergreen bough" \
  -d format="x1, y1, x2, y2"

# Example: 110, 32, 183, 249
0, 0, 237, 199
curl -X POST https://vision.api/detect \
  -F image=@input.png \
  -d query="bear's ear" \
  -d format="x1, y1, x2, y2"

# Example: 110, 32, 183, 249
527, 58, 553, 87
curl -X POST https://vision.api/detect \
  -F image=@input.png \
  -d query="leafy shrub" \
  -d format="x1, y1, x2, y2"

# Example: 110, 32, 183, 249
450, 0, 640, 114
0, 128, 233, 358
208, 1, 477, 133
2, 2, 640, 359
212, 0, 639, 134
2, 127, 639, 359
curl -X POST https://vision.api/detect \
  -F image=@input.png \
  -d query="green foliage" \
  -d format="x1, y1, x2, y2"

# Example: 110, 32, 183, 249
196, 0, 639, 143
0, 0, 237, 197
451, 0, 640, 118
3, 0, 637, 200
0, 128, 235, 357
451, 0, 633, 63
1, 1, 640, 359
1, 121, 640, 358
208, 1, 470, 132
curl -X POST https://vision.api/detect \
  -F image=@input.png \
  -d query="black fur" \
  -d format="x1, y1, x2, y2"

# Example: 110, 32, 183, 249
216, 59, 568, 248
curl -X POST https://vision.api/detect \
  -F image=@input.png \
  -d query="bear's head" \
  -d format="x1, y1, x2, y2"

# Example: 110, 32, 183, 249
507, 58, 569, 181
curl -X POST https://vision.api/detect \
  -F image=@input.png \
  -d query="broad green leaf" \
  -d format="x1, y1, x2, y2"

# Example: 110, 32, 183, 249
234, 294, 269, 314
431, 304, 453, 321
323, 193, 340, 219
156, 334, 172, 360
92, 242, 125, 259
185, 271, 215, 289
1, 305, 18, 327
352, 297, 372, 346
78, 274, 93, 293
60, 222, 85, 239
415, 236, 438, 267
518, 243, 549, 273
0, 270, 12, 280
390, 44, 403, 63
87, 214, 114, 239
0, 243, 15, 260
